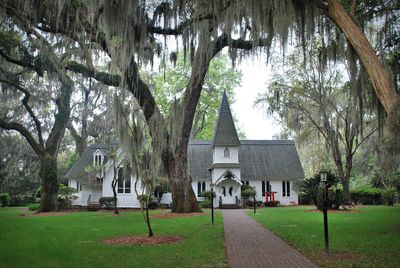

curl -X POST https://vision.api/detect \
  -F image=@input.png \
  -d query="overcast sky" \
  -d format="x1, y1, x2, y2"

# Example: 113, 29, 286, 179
232, 57, 281, 140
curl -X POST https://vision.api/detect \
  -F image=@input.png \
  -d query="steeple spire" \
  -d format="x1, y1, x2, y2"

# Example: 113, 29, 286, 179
212, 91, 240, 147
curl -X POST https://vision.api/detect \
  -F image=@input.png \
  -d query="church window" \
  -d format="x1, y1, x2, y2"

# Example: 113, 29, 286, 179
197, 181, 206, 196
117, 167, 131, 194
93, 151, 103, 167
282, 181, 286, 196
224, 147, 230, 158
282, 181, 291, 197
262, 181, 270, 196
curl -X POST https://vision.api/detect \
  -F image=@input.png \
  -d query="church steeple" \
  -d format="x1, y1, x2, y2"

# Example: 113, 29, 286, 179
212, 92, 240, 147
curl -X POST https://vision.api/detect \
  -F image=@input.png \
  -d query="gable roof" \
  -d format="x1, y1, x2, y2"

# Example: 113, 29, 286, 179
63, 143, 117, 179
66, 140, 304, 182
188, 140, 304, 181
212, 92, 240, 147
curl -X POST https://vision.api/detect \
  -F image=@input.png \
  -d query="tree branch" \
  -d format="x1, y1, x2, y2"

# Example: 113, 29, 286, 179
0, 118, 43, 156
351, 127, 378, 155
0, 77, 44, 146
67, 122, 82, 146
0, 48, 44, 76
66, 61, 120, 87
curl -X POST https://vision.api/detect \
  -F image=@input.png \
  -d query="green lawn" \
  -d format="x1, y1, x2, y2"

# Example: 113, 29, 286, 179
0, 208, 226, 268
249, 205, 400, 267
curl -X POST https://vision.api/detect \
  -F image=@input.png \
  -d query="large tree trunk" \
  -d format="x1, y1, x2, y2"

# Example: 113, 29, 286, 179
327, 0, 400, 172
165, 153, 201, 213
39, 155, 59, 212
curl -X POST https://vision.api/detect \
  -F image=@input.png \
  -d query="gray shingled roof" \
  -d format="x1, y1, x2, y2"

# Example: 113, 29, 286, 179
212, 92, 240, 147
63, 143, 117, 179
66, 140, 303, 182
188, 140, 304, 181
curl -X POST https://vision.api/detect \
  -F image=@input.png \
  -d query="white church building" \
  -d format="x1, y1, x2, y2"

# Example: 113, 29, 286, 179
65, 92, 304, 208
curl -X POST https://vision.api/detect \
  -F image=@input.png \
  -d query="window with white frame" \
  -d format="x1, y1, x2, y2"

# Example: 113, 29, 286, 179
93, 151, 104, 167
197, 181, 206, 196
282, 180, 290, 197
117, 167, 131, 194
76, 182, 82, 191
224, 147, 230, 158
262, 181, 270, 196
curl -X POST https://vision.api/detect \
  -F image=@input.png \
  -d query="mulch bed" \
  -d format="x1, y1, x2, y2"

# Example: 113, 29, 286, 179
18, 212, 69, 217
305, 209, 361, 214
152, 212, 207, 219
102, 235, 183, 245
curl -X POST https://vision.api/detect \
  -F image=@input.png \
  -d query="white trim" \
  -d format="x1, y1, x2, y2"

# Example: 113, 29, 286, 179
215, 170, 242, 185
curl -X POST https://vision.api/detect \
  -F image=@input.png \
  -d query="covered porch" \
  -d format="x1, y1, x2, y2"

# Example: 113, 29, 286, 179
213, 170, 242, 208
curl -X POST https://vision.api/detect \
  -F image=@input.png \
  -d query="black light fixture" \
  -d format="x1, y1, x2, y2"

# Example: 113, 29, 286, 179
210, 182, 215, 225
319, 170, 330, 256
253, 185, 257, 214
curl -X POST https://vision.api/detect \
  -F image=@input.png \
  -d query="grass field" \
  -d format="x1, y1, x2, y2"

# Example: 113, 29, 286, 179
0, 208, 226, 268
249, 205, 400, 267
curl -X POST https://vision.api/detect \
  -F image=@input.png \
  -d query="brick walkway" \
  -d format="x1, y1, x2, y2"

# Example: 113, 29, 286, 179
222, 210, 318, 268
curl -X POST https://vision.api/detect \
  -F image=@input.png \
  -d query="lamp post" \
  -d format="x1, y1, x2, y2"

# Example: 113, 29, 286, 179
319, 171, 330, 256
210, 182, 214, 225
253, 186, 256, 214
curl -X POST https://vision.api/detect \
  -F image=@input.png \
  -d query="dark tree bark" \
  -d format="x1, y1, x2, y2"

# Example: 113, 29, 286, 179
39, 155, 59, 212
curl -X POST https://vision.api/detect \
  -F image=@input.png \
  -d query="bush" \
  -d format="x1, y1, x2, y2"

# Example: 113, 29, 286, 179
301, 171, 343, 210
264, 201, 280, 207
138, 195, 158, 209
147, 200, 158, 209
298, 193, 313, 205
0, 193, 10, 207
350, 186, 382, 205
199, 190, 216, 200
381, 188, 396, 206
241, 188, 256, 198
99, 197, 116, 209
28, 203, 40, 211
8, 195, 35, 207
331, 188, 344, 209
199, 200, 211, 208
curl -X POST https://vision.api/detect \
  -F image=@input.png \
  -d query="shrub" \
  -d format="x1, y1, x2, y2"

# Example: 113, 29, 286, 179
241, 188, 256, 198
301, 171, 343, 210
147, 200, 158, 209
264, 201, 280, 207
28, 203, 40, 211
0, 193, 10, 207
298, 193, 313, 205
350, 186, 382, 205
99, 197, 116, 209
199, 190, 216, 200
137, 195, 158, 209
199, 200, 211, 208
331, 188, 344, 210
247, 200, 264, 206
381, 188, 396, 206
9, 195, 35, 207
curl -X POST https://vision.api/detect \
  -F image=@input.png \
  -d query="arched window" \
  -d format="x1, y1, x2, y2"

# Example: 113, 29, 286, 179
224, 147, 230, 158
93, 151, 103, 167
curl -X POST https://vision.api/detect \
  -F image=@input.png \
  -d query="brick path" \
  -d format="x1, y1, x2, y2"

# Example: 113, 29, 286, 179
222, 210, 318, 268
